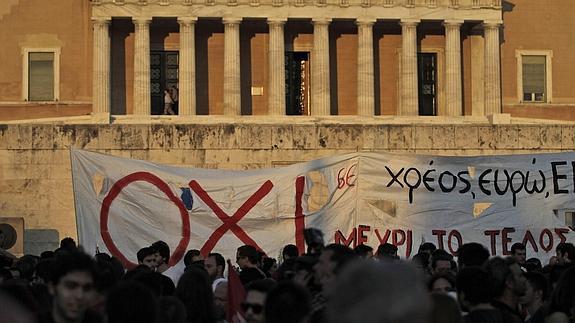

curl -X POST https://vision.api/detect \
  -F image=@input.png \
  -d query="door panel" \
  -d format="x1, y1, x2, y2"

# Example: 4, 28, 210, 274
151, 51, 179, 115
418, 53, 437, 116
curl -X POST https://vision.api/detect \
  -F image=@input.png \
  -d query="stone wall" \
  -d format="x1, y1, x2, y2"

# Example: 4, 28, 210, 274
1, 118, 574, 254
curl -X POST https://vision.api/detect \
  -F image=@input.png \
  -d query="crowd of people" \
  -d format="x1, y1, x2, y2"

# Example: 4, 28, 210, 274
1, 234, 575, 323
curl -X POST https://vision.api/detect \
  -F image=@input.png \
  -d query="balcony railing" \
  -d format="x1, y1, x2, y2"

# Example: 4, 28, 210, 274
91, 0, 502, 8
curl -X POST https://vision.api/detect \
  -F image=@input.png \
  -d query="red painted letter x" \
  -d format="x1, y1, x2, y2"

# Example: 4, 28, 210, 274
189, 180, 273, 255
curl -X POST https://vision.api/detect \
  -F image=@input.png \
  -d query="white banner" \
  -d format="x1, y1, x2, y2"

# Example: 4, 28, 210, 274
71, 149, 575, 267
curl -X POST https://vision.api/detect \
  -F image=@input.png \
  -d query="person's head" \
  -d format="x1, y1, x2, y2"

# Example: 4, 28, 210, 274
411, 253, 431, 276
457, 243, 490, 269
520, 271, 548, 309
262, 257, 277, 276
151, 241, 170, 266
137, 247, 156, 269
431, 253, 455, 275
456, 266, 493, 311
60, 237, 77, 251
326, 260, 430, 323
524, 257, 542, 272
483, 256, 527, 301
204, 253, 225, 281
418, 242, 437, 256
176, 266, 215, 323
236, 245, 260, 269
106, 281, 156, 323
282, 244, 299, 261
314, 244, 357, 289
510, 243, 527, 266
243, 279, 277, 323
265, 281, 311, 323
183, 249, 204, 267
354, 244, 374, 259
213, 281, 228, 320
47, 251, 96, 323
555, 242, 575, 265
376, 243, 399, 261
428, 272, 456, 294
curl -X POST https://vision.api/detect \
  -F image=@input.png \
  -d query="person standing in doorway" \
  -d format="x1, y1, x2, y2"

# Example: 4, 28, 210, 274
164, 89, 175, 115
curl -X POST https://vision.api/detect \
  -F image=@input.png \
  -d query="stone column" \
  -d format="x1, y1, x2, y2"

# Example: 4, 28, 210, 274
484, 20, 502, 115
444, 20, 463, 116
92, 17, 111, 115
178, 17, 197, 116
356, 18, 375, 116
311, 18, 331, 116
267, 18, 286, 116
399, 19, 419, 116
133, 17, 152, 115
223, 17, 242, 116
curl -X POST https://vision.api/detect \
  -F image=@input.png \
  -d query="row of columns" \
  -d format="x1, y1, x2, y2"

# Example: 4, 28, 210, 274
92, 17, 502, 117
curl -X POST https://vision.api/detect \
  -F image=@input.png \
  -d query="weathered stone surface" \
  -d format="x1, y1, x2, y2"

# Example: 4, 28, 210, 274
317, 125, 362, 149
414, 126, 433, 149
271, 126, 293, 150
388, 126, 414, 150
293, 125, 317, 149
53, 125, 77, 149
149, 125, 174, 149
172, 125, 195, 149
540, 126, 562, 149
32, 125, 54, 149
121, 125, 149, 149
238, 125, 272, 149
6, 125, 33, 149
496, 126, 519, 150
193, 125, 239, 149
561, 126, 575, 149
517, 126, 541, 150
454, 126, 479, 149
97, 125, 123, 150
478, 126, 496, 149
372, 126, 389, 149
73, 126, 99, 149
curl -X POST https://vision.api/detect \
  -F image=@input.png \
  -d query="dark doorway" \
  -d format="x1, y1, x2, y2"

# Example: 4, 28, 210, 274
417, 53, 437, 116
151, 51, 179, 115
285, 52, 310, 115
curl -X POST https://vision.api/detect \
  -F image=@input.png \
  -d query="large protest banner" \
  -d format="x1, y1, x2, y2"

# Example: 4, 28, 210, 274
71, 149, 575, 268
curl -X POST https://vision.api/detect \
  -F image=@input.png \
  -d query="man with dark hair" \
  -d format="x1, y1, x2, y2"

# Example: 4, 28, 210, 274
353, 244, 374, 259
282, 244, 299, 261
204, 253, 226, 289
457, 242, 490, 269
483, 257, 527, 323
520, 271, 548, 321
418, 242, 437, 255
151, 241, 170, 273
510, 243, 527, 267
376, 243, 399, 261
265, 281, 311, 323
40, 250, 101, 323
60, 237, 77, 251
183, 249, 204, 268
237, 245, 266, 285
456, 266, 503, 323
555, 242, 574, 265
431, 252, 456, 275
136, 247, 156, 269
243, 279, 277, 323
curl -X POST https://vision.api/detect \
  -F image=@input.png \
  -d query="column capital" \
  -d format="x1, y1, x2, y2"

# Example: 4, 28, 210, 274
177, 17, 198, 25
443, 19, 464, 27
223, 17, 242, 25
400, 18, 420, 26
356, 18, 376, 26
132, 17, 152, 25
267, 17, 287, 25
312, 17, 332, 25
483, 19, 503, 28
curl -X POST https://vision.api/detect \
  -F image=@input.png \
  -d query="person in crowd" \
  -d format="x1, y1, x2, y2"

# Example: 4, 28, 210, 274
326, 260, 430, 323
183, 249, 204, 269
292, 255, 317, 290
213, 280, 227, 322
312, 244, 357, 322
524, 258, 542, 272
152, 241, 183, 286
137, 247, 156, 270
456, 266, 503, 323
59, 238, 77, 251
282, 244, 299, 261
261, 257, 277, 278
275, 244, 300, 281
39, 250, 101, 323
428, 272, 456, 294
430, 251, 456, 275
483, 257, 527, 323
411, 252, 431, 277
265, 281, 311, 323
554, 242, 574, 265
519, 271, 548, 322
457, 243, 490, 269
375, 243, 399, 261
430, 293, 464, 323
353, 244, 374, 259
418, 242, 437, 256
236, 245, 266, 285
542, 266, 575, 323
106, 281, 156, 323
175, 266, 216, 323
204, 253, 226, 290
243, 279, 277, 323
510, 243, 527, 269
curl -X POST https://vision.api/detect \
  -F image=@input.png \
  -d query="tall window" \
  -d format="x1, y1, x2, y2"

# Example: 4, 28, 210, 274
22, 48, 60, 101
516, 50, 553, 104
28, 52, 54, 101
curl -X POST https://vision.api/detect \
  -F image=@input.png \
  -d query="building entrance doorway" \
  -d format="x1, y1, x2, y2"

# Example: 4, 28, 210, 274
151, 51, 179, 115
285, 52, 310, 115
418, 53, 437, 116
